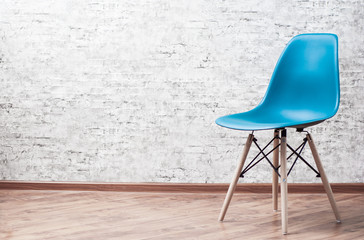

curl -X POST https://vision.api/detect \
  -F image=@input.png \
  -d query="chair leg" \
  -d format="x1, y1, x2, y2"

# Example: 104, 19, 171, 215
306, 133, 341, 222
218, 134, 254, 221
280, 129, 288, 235
272, 130, 280, 211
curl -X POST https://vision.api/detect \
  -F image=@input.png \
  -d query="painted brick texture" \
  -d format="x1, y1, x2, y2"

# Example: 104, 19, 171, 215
0, 0, 363, 183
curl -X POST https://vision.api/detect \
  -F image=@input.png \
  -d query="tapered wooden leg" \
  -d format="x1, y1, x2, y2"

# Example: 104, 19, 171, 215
280, 129, 288, 235
272, 130, 279, 211
218, 134, 254, 221
306, 133, 341, 222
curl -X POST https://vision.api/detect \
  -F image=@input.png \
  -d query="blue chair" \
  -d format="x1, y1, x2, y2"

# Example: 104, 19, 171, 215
216, 33, 341, 235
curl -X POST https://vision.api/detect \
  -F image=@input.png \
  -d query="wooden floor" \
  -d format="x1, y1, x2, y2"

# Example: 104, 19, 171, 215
0, 190, 363, 240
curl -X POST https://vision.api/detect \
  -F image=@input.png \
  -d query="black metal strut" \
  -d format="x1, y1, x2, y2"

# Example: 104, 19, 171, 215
240, 133, 320, 179
287, 138, 307, 176
240, 135, 280, 178
286, 140, 320, 177
252, 138, 281, 177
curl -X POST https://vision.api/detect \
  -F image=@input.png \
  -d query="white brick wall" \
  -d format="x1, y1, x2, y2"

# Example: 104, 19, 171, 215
0, 0, 363, 183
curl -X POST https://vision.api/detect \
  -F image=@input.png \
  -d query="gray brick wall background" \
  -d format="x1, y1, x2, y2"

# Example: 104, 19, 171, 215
0, 0, 363, 183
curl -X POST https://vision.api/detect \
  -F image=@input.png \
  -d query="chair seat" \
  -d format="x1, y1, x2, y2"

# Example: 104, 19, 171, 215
216, 34, 339, 132
216, 107, 328, 131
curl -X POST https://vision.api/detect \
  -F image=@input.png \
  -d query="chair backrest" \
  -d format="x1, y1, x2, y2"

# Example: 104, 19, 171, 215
258, 33, 340, 122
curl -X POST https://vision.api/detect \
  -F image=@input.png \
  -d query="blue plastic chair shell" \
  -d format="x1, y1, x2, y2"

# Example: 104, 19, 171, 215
216, 33, 340, 131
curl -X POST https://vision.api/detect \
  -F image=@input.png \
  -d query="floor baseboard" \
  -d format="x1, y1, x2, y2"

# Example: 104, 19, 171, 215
0, 181, 363, 193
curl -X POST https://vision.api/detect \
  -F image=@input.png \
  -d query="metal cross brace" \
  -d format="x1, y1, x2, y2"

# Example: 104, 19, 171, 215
240, 135, 320, 178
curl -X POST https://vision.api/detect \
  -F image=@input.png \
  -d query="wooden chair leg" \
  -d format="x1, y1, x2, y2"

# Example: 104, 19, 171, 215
306, 133, 341, 222
280, 129, 288, 235
218, 134, 254, 221
272, 130, 280, 211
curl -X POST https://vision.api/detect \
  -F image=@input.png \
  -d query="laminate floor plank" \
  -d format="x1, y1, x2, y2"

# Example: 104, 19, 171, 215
0, 190, 363, 239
